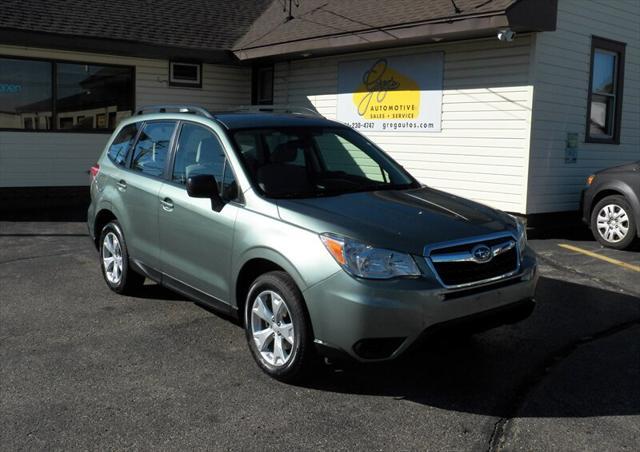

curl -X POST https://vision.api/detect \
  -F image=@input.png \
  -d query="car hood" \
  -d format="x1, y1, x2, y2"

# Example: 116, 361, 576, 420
597, 161, 640, 175
276, 186, 517, 256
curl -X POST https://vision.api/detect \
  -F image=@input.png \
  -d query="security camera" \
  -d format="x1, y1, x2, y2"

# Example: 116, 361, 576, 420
497, 28, 516, 42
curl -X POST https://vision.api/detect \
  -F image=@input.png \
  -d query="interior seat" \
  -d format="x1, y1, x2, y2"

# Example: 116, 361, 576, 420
256, 140, 311, 196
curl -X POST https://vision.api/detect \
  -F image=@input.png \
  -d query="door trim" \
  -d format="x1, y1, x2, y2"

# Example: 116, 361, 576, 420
163, 272, 238, 317
130, 258, 239, 319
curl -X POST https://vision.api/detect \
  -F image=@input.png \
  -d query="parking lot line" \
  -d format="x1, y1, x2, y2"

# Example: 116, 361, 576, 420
558, 244, 640, 273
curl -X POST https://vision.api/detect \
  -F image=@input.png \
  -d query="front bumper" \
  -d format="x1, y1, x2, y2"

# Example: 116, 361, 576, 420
580, 188, 591, 225
303, 252, 538, 362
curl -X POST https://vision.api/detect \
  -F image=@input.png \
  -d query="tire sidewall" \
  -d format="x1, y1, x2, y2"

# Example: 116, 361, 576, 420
591, 195, 636, 249
99, 221, 131, 293
244, 272, 309, 380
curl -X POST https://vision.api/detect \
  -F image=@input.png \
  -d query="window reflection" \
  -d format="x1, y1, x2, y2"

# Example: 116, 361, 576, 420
131, 122, 175, 177
589, 48, 619, 139
592, 51, 616, 94
56, 63, 133, 130
0, 58, 52, 130
0, 57, 133, 131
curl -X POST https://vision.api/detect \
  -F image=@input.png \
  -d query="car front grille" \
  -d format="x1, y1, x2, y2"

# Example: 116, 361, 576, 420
426, 235, 520, 288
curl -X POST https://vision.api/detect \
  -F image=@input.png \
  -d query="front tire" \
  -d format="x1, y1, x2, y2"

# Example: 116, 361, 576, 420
591, 195, 637, 250
99, 221, 145, 294
244, 271, 314, 383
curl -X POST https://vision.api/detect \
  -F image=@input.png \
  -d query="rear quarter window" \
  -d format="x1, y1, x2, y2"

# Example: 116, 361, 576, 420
107, 123, 141, 166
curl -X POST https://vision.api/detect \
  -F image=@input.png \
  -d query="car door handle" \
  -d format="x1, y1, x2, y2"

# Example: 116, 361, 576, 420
160, 198, 174, 211
116, 180, 127, 191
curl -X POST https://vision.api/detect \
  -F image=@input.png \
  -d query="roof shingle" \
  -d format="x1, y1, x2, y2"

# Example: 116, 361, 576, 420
0, 0, 272, 55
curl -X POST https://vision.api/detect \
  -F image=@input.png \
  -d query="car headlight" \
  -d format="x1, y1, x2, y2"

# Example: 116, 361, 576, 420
320, 233, 421, 279
511, 215, 527, 260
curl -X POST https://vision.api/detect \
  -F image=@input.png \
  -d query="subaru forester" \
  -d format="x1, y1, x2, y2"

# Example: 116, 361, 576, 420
88, 105, 537, 382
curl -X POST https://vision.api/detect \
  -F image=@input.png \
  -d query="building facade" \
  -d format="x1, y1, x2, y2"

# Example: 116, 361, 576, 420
1, 0, 638, 215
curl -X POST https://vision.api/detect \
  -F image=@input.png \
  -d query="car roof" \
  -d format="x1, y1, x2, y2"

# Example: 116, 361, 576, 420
127, 106, 348, 132
212, 112, 345, 130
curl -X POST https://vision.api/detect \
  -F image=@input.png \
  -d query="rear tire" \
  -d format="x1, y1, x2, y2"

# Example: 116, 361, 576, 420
244, 271, 315, 383
99, 221, 145, 294
590, 195, 637, 250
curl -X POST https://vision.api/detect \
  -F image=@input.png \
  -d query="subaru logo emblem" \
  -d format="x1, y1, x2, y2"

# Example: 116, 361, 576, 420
471, 244, 493, 263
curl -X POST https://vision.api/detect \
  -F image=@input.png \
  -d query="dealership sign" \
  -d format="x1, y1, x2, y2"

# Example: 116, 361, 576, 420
337, 53, 443, 132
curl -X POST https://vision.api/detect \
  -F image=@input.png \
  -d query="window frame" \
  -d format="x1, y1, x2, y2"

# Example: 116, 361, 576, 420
168, 61, 202, 88
585, 36, 626, 145
0, 54, 136, 134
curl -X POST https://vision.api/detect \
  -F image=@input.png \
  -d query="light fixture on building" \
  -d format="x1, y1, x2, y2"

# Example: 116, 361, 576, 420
497, 28, 516, 42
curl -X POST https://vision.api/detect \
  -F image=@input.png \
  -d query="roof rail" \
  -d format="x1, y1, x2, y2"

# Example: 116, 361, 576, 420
135, 105, 214, 119
235, 105, 324, 118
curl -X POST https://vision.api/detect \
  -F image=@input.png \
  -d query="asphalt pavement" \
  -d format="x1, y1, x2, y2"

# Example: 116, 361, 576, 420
1, 221, 638, 451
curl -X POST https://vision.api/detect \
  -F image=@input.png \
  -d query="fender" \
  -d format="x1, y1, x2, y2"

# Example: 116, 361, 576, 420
231, 246, 309, 308
90, 200, 114, 239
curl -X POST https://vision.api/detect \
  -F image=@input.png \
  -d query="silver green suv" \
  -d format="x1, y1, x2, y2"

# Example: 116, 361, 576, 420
88, 105, 537, 382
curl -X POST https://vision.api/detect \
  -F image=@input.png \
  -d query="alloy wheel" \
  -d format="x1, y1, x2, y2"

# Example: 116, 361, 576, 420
102, 231, 124, 284
250, 290, 295, 367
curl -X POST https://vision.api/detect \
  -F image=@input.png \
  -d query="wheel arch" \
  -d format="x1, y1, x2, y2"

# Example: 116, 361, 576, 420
93, 209, 118, 248
591, 189, 623, 212
233, 250, 309, 325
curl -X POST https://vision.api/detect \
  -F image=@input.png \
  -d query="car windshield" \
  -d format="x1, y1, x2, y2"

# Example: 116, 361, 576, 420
231, 127, 419, 198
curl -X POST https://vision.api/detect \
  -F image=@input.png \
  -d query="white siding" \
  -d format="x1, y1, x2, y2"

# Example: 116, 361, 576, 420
527, 0, 640, 213
273, 36, 535, 213
0, 45, 251, 187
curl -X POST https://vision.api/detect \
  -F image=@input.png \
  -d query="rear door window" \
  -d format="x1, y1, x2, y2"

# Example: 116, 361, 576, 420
107, 123, 140, 166
130, 121, 176, 177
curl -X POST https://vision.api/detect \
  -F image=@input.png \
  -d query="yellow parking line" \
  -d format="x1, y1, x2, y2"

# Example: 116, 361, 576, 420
558, 244, 640, 272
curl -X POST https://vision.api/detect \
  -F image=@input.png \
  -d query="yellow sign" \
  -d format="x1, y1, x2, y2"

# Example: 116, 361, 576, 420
352, 59, 421, 120
338, 53, 443, 132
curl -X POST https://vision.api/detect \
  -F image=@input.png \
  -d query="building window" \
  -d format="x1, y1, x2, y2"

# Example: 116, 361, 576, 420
252, 65, 274, 105
0, 56, 134, 132
169, 62, 202, 88
586, 37, 626, 144
56, 63, 134, 130
0, 58, 53, 130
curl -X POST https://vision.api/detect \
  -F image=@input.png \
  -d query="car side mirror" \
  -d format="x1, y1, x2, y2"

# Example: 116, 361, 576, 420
186, 174, 225, 212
